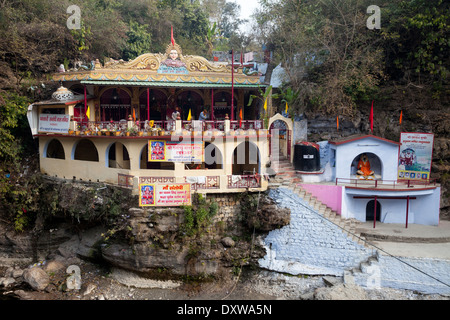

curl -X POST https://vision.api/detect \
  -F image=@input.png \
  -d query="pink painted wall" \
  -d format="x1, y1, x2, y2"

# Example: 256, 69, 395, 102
300, 184, 342, 215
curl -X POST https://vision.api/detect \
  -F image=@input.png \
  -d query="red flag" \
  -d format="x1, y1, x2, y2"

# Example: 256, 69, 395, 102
239, 108, 243, 127
240, 51, 243, 66
399, 110, 403, 124
370, 100, 374, 133
171, 25, 175, 46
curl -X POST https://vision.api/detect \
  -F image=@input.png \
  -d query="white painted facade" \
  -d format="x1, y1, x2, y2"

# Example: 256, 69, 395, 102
296, 135, 441, 226
329, 135, 400, 182
342, 186, 441, 226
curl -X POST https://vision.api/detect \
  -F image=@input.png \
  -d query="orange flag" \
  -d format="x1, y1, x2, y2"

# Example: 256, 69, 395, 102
239, 108, 243, 127
133, 108, 136, 121
336, 116, 339, 131
399, 110, 403, 124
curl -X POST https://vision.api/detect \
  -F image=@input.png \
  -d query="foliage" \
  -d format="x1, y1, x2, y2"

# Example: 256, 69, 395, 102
205, 22, 221, 58
181, 193, 218, 237
247, 85, 272, 128
272, 86, 300, 117
238, 192, 261, 231
380, 0, 449, 87
0, 91, 30, 164
256, 0, 449, 116
122, 20, 152, 61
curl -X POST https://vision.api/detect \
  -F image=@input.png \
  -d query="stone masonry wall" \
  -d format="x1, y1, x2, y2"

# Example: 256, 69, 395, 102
353, 253, 450, 295
259, 187, 375, 276
203, 193, 241, 225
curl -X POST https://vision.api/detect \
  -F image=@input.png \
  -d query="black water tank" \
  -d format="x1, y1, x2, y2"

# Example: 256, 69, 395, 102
294, 142, 320, 172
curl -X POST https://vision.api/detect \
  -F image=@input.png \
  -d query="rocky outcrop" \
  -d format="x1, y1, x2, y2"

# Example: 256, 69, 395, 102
22, 267, 50, 291
100, 205, 253, 278
241, 193, 291, 232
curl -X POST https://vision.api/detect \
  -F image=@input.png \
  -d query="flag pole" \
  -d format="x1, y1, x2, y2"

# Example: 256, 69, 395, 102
231, 49, 234, 121
370, 100, 374, 133
147, 88, 150, 121
211, 89, 214, 121
84, 85, 87, 125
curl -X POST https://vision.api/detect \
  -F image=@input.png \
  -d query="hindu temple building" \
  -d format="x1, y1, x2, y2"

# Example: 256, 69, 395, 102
26, 40, 441, 224
27, 42, 272, 205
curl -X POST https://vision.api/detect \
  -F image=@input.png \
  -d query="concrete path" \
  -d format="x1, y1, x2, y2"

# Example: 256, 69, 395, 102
355, 220, 450, 260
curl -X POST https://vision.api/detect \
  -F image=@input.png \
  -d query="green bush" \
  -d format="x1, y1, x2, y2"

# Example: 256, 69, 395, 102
181, 193, 218, 237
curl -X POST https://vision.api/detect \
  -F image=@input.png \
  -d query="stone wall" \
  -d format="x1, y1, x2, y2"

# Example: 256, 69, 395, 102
352, 253, 450, 295
203, 193, 242, 228
258, 187, 375, 276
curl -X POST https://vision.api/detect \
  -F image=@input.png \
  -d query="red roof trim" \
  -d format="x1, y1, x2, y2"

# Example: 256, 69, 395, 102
329, 134, 400, 146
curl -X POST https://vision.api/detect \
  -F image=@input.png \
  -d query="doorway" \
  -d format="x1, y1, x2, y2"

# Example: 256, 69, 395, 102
366, 200, 381, 221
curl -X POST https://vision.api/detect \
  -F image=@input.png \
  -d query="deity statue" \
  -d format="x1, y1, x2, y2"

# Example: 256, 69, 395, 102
161, 43, 187, 68
356, 153, 375, 179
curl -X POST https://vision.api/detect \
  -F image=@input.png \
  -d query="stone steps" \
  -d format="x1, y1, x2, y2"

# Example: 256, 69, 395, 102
289, 186, 371, 250
268, 155, 303, 189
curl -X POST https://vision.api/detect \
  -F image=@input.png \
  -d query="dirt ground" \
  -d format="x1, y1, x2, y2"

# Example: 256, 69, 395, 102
2, 259, 449, 301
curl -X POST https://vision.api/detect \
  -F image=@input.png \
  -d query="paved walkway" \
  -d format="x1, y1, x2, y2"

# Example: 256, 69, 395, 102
355, 220, 450, 260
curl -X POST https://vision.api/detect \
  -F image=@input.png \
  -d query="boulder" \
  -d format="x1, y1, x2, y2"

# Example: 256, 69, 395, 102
221, 237, 235, 248
1, 277, 15, 288
23, 267, 50, 291
43, 260, 66, 273
11, 268, 23, 278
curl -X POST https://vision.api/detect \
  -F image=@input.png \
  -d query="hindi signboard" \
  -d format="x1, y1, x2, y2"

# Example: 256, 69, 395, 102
148, 140, 203, 163
38, 114, 70, 133
398, 132, 434, 180
139, 183, 191, 207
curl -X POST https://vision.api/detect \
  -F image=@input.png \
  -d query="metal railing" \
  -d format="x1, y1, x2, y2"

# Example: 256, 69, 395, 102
335, 177, 438, 188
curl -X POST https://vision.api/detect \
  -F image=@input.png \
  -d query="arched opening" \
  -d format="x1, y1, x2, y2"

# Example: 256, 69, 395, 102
366, 200, 381, 221
232, 140, 260, 175
269, 119, 290, 159
185, 142, 223, 170
213, 91, 237, 120
100, 88, 132, 121
351, 152, 382, 180
73, 139, 99, 162
45, 139, 65, 159
177, 90, 204, 120
107, 142, 130, 169
139, 89, 167, 121
140, 144, 175, 170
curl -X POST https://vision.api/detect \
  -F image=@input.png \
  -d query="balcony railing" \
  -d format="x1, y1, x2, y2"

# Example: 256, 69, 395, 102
67, 119, 266, 137
184, 176, 220, 190
227, 174, 261, 188
335, 177, 438, 188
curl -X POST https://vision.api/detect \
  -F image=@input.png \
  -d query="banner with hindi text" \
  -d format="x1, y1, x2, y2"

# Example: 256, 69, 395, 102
139, 183, 191, 207
398, 132, 434, 181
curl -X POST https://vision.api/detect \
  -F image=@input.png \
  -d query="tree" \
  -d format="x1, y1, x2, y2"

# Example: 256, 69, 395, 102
122, 20, 152, 61
256, 0, 385, 116
381, 0, 449, 89
205, 22, 221, 58
272, 86, 300, 117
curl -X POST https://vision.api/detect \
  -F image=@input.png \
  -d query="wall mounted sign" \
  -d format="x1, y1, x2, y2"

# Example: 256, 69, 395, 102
398, 132, 434, 180
38, 114, 70, 133
148, 140, 203, 163
139, 183, 191, 207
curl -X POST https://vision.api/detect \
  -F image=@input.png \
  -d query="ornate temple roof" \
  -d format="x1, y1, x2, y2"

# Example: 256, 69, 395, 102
53, 43, 262, 88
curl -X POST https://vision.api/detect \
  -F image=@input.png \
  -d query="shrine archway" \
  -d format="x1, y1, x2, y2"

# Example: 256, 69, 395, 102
268, 113, 293, 162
